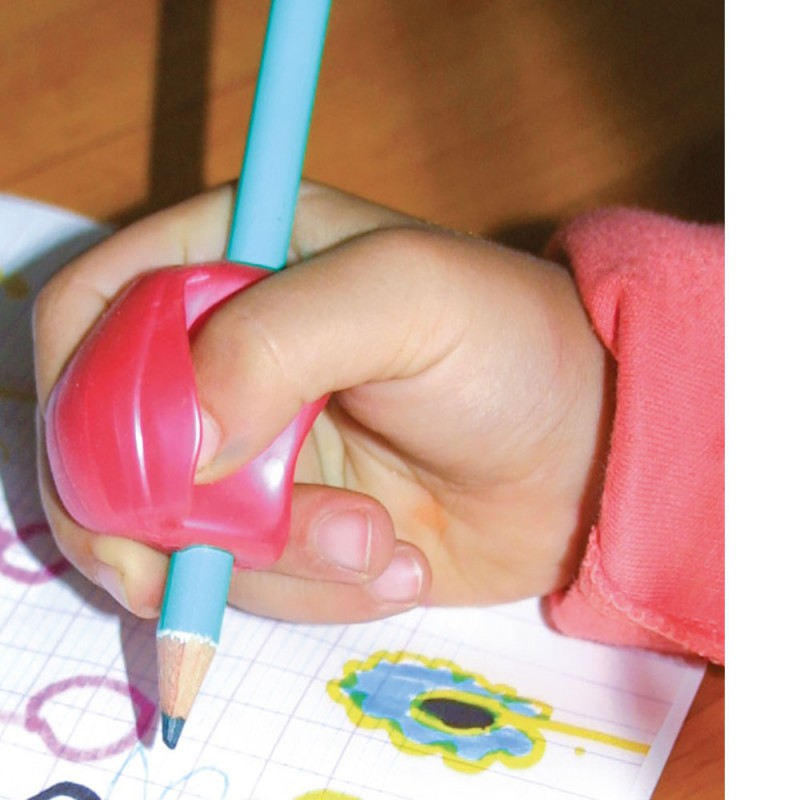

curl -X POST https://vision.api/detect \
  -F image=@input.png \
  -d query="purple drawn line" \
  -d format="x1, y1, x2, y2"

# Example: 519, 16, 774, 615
0, 522, 70, 584
24, 675, 156, 762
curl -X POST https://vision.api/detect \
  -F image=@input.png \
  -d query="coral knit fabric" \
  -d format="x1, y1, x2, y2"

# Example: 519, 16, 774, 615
543, 209, 724, 664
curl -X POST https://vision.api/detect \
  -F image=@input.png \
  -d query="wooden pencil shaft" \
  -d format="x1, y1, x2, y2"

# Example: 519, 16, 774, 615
157, 633, 216, 720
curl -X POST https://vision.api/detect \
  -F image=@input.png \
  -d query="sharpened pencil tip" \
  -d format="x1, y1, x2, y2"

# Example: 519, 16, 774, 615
161, 712, 185, 749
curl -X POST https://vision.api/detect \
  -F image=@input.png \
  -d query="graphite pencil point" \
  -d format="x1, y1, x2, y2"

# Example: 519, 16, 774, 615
161, 713, 185, 749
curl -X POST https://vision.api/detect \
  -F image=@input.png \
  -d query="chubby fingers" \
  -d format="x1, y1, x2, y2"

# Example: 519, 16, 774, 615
33, 181, 409, 409
37, 423, 169, 618
192, 225, 459, 483
229, 542, 429, 624
34, 186, 236, 405
35, 182, 425, 618
229, 485, 431, 623
42, 414, 429, 623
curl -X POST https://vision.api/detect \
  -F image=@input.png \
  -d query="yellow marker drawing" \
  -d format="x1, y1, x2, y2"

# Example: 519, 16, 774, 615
328, 651, 650, 774
0, 269, 30, 300
0, 386, 36, 403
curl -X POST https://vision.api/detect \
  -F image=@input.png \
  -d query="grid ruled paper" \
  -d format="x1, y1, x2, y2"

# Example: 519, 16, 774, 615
0, 194, 705, 800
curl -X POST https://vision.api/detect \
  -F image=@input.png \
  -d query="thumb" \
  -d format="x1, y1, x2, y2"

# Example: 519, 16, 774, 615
192, 227, 461, 483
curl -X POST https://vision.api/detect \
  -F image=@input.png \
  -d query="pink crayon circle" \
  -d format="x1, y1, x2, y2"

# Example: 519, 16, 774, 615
0, 522, 69, 584
25, 675, 156, 762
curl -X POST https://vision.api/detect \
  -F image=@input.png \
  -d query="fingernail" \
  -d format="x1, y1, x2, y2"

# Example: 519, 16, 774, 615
95, 564, 131, 612
196, 409, 221, 473
368, 552, 423, 605
313, 510, 372, 573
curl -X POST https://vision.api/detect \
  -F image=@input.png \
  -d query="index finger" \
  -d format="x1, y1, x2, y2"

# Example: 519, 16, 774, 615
33, 181, 415, 406
33, 185, 236, 405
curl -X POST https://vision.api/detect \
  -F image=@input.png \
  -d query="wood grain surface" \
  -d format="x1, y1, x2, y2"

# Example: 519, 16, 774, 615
0, 2, 724, 797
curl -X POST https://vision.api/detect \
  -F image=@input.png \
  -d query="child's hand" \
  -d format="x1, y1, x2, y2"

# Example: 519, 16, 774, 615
35, 182, 612, 623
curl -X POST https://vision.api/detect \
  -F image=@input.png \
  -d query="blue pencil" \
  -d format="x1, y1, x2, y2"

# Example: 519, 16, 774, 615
157, 0, 332, 749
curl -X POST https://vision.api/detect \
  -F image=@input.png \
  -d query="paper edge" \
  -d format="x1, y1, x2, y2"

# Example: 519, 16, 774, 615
626, 659, 707, 799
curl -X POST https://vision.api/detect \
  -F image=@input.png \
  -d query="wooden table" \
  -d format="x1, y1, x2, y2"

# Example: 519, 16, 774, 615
0, 2, 723, 796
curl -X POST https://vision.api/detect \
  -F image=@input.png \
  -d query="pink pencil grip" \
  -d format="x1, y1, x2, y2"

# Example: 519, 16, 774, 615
45, 263, 327, 570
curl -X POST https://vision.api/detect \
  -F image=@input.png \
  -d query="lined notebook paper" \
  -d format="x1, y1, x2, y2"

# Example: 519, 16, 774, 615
0, 195, 705, 800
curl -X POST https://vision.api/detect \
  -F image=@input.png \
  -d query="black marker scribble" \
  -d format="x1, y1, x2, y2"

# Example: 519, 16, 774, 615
26, 781, 101, 800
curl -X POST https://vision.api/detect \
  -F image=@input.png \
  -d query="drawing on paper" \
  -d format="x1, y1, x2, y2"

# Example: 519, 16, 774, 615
23, 745, 230, 800
0, 522, 70, 584
295, 792, 361, 800
106, 745, 229, 799
0, 268, 31, 299
26, 783, 101, 800
328, 651, 650, 773
0, 675, 156, 762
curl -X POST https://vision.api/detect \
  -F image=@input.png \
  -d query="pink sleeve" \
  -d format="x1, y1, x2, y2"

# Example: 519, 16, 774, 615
541, 209, 724, 664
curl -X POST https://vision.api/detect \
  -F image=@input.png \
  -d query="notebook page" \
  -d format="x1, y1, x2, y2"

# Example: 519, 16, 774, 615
0, 195, 705, 800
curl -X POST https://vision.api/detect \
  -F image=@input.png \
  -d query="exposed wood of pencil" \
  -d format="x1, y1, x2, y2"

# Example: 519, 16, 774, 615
157, 633, 216, 722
